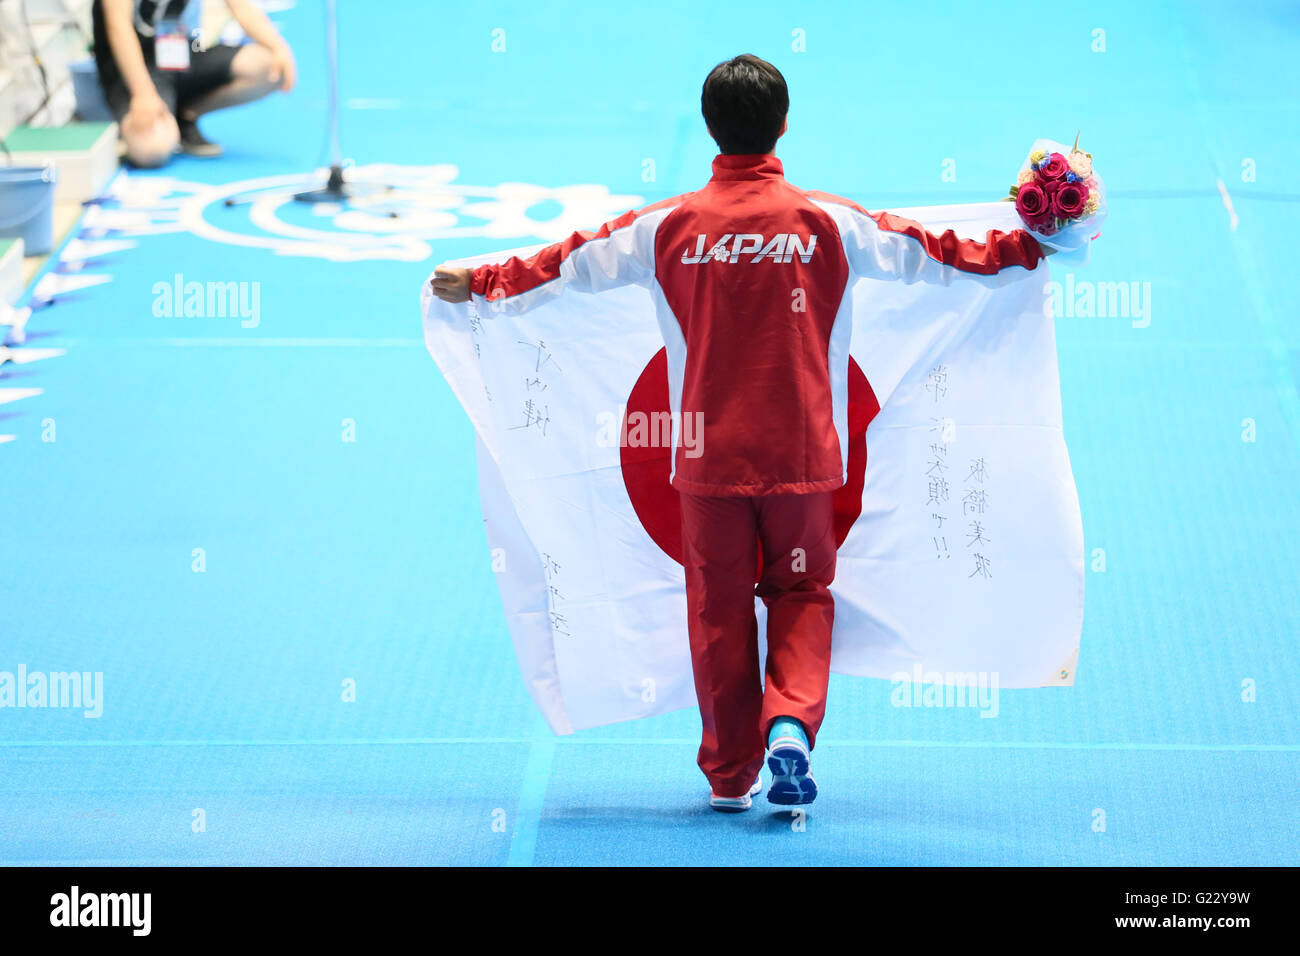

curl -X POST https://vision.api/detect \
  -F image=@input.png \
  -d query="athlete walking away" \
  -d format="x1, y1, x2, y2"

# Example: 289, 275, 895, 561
431, 54, 1051, 812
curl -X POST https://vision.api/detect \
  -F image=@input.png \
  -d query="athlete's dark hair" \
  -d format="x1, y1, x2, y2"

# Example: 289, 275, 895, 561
701, 54, 789, 155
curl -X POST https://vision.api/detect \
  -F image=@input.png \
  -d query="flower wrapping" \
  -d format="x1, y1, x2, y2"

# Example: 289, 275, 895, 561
1010, 137, 1106, 254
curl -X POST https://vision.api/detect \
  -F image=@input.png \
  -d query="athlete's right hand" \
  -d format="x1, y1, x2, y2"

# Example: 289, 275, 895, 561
431, 266, 472, 303
126, 90, 171, 129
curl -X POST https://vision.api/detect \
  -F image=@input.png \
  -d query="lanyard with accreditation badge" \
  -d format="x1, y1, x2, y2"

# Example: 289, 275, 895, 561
154, 20, 196, 71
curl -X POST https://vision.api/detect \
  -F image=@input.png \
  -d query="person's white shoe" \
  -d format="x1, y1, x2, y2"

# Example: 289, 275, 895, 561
709, 776, 763, 813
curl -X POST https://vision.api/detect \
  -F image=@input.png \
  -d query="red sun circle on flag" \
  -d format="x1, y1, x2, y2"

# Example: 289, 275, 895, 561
619, 348, 880, 572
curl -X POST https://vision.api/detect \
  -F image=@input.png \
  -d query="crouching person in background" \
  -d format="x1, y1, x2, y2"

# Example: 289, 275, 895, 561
93, 0, 296, 167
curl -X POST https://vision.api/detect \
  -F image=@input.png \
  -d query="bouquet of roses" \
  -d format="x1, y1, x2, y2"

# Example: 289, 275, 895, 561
1009, 135, 1105, 253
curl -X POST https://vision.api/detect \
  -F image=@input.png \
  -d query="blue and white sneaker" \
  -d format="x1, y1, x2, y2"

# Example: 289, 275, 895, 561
709, 776, 763, 813
766, 717, 818, 806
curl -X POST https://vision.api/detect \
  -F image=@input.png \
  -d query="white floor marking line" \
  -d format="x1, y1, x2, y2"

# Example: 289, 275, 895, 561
60, 238, 139, 262
4, 347, 66, 364
0, 387, 43, 406
0, 737, 1295, 753
344, 98, 405, 109
81, 206, 180, 232
1216, 179, 1239, 231
162, 337, 424, 347
33, 272, 113, 299
507, 714, 558, 868
46, 339, 1273, 352
1177, 13, 1300, 450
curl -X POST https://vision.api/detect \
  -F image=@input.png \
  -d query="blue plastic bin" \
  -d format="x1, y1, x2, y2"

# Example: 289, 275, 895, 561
0, 164, 58, 256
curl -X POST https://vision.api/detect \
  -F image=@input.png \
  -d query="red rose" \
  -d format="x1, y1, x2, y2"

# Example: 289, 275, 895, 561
1015, 181, 1051, 226
1051, 180, 1088, 220
1036, 152, 1070, 182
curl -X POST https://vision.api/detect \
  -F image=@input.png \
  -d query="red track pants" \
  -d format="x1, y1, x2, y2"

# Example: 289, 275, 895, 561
679, 491, 836, 798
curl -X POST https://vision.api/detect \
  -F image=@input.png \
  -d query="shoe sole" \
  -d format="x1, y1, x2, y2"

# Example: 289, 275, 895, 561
179, 144, 224, 158
766, 739, 817, 806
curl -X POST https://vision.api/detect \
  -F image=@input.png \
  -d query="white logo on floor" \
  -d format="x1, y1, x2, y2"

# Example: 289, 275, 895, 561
95, 164, 644, 262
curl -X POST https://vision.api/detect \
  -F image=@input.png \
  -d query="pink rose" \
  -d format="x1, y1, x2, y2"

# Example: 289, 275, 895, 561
1015, 181, 1051, 227
1051, 180, 1089, 219
1036, 152, 1070, 182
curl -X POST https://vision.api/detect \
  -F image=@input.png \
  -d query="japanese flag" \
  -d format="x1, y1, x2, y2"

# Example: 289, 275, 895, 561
421, 201, 1083, 734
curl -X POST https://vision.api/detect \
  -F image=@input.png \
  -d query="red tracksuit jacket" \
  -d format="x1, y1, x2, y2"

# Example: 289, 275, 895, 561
470, 153, 1044, 496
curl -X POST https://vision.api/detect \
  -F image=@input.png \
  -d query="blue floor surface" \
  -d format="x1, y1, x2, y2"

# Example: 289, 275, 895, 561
0, 0, 1296, 865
